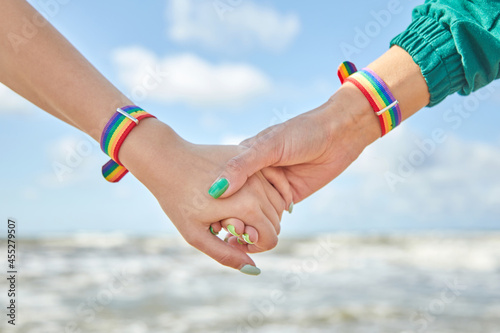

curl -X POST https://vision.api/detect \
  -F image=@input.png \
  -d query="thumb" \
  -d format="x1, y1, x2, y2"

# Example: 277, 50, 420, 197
191, 229, 262, 275
209, 140, 279, 199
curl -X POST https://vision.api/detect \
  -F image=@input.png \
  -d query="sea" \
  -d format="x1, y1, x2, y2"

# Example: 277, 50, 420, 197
1, 232, 500, 333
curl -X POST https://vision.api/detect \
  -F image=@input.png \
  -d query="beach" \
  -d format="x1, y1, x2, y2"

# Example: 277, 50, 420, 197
1, 232, 500, 333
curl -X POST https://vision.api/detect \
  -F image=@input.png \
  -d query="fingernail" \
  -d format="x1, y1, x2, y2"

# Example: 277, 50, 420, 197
288, 202, 294, 214
227, 224, 240, 237
208, 178, 229, 199
237, 238, 244, 245
210, 226, 218, 236
224, 234, 230, 243
239, 264, 261, 276
242, 233, 254, 244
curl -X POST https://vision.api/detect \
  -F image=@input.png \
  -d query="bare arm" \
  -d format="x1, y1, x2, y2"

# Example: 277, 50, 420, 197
0, 0, 129, 138
0, 0, 287, 274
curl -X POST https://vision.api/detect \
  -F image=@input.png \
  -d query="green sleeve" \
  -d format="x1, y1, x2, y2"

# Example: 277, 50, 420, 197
390, 0, 500, 106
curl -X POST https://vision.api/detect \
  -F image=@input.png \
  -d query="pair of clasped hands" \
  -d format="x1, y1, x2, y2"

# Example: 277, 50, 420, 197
123, 86, 377, 275
120, 82, 378, 276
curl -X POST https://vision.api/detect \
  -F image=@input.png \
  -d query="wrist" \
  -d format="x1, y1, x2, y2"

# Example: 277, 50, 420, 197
323, 83, 381, 149
117, 118, 190, 190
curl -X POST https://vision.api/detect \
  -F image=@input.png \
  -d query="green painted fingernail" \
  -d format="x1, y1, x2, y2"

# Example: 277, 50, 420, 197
239, 264, 261, 276
242, 233, 254, 244
288, 202, 294, 214
210, 226, 218, 236
227, 224, 240, 237
237, 238, 244, 245
208, 178, 229, 199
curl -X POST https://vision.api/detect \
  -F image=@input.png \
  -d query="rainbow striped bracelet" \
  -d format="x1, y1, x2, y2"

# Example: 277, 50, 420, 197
337, 61, 401, 136
100, 105, 156, 182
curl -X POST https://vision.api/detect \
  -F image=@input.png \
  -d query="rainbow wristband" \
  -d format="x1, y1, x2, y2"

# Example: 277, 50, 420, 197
337, 61, 401, 136
100, 105, 156, 182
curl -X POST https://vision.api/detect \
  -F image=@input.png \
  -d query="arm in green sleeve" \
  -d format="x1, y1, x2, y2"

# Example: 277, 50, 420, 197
390, 0, 500, 106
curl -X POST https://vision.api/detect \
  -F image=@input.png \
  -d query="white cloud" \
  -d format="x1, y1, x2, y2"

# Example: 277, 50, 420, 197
0, 83, 33, 114
38, 135, 101, 188
311, 126, 500, 226
166, 0, 300, 52
112, 46, 271, 106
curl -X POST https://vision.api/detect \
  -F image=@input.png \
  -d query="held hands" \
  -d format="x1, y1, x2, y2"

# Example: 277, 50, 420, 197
120, 119, 289, 274
210, 84, 380, 206
211, 47, 429, 228
119, 85, 378, 274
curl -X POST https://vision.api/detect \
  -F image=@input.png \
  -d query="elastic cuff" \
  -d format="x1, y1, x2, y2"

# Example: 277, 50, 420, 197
390, 16, 465, 107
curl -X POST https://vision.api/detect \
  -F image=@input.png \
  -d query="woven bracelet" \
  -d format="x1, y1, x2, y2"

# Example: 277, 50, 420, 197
338, 61, 401, 136
100, 105, 156, 182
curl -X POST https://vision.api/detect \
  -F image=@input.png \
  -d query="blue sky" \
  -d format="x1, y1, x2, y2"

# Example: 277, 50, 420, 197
2, 0, 500, 237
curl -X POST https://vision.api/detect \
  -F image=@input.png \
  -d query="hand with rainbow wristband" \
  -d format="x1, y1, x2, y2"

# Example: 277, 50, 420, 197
0, 0, 291, 275
207, 46, 430, 230
98, 105, 290, 275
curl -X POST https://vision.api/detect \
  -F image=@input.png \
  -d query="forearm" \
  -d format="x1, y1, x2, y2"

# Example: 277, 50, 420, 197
324, 46, 430, 147
0, 0, 130, 141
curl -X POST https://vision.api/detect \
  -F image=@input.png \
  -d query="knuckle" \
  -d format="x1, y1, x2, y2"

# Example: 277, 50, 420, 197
226, 157, 245, 175
250, 139, 264, 152
239, 138, 252, 147
245, 145, 261, 163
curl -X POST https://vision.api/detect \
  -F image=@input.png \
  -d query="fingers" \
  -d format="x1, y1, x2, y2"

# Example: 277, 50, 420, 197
221, 218, 267, 247
225, 225, 262, 253
242, 174, 283, 234
209, 222, 222, 235
220, 214, 278, 253
209, 127, 284, 200
242, 225, 258, 244
242, 211, 279, 252
185, 228, 261, 275
215, 168, 290, 252
223, 225, 258, 246
208, 146, 270, 200
261, 167, 294, 212
221, 218, 245, 237
254, 182, 282, 236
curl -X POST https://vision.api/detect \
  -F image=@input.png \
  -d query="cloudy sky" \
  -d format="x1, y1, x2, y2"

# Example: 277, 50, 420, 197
2, 0, 500, 237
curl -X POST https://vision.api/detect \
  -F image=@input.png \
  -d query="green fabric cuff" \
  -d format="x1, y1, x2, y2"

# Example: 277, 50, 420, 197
390, 16, 465, 107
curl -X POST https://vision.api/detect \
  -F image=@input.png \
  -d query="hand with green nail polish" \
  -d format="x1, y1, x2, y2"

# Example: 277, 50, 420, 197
119, 121, 289, 274
208, 85, 381, 206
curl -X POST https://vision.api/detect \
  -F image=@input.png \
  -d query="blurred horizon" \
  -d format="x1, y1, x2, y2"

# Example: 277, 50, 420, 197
2, 232, 500, 332
4, 225, 500, 240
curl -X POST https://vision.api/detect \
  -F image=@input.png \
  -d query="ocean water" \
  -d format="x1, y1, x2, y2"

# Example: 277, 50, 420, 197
1, 232, 500, 333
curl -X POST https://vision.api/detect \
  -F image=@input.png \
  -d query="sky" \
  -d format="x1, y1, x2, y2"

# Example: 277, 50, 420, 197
1, 0, 500, 237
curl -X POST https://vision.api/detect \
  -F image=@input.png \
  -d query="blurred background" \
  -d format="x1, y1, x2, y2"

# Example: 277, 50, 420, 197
1, 0, 499, 332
